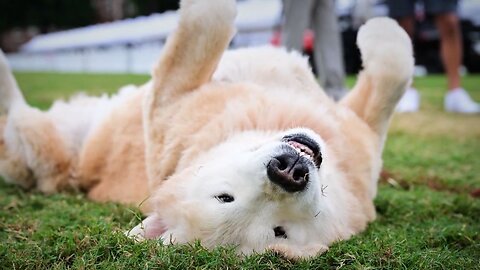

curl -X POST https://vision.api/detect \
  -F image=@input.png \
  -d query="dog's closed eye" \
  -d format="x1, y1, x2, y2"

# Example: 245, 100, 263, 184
215, 194, 235, 203
273, 226, 287, 239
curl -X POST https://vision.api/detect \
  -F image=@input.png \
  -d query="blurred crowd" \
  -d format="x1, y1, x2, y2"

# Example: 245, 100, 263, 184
280, 0, 480, 114
1, 0, 479, 114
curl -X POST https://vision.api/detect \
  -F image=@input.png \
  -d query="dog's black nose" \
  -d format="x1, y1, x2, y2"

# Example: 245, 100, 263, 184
267, 152, 309, 192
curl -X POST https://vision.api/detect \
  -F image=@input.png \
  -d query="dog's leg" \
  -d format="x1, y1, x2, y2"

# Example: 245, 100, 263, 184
340, 18, 414, 146
267, 243, 328, 260
147, 0, 236, 107
2, 106, 72, 193
0, 50, 25, 115
0, 116, 34, 189
144, 0, 236, 184
3, 107, 72, 193
0, 51, 71, 193
0, 51, 33, 188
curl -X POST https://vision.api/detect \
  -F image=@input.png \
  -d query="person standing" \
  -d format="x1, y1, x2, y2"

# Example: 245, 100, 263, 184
281, 0, 347, 101
387, 0, 480, 113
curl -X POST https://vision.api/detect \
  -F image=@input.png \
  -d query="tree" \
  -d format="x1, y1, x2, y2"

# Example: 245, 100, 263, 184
0, 0, 96, 33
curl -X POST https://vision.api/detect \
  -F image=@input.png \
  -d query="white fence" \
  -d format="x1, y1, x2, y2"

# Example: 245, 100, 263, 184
7, 41, 165, 74
6, 30, 275, 74
6, 0, 281, 74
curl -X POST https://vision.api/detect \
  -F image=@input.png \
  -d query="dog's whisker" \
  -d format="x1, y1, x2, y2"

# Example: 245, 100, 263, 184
321, 185, 328, 197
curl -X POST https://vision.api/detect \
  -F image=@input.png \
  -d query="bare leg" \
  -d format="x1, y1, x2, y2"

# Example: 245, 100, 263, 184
391, 16, 420, 113
435, 13, 462, 90
397, 16, 415, 38
439, 13, 479, 113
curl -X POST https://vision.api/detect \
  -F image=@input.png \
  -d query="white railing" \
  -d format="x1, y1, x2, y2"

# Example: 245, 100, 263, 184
6, 0, 281, 74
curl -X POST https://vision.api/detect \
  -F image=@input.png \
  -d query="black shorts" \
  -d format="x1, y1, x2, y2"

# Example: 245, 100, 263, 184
386, 0, 458, 18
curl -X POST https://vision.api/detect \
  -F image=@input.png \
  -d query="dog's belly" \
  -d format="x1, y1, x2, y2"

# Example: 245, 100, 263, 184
46, 85, 140, 157
76, 89, 151, 211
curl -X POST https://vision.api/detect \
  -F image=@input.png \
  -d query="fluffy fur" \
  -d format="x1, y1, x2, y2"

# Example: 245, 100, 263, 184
0, 0, 413, 259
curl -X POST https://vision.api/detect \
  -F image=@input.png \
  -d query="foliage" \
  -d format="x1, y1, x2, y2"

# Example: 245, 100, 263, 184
0, 0, 179, 32
0, 0, 95, 32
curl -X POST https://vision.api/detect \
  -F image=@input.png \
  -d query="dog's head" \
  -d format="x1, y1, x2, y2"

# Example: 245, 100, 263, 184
132, 0, 413, 259
129, 128, 347, 255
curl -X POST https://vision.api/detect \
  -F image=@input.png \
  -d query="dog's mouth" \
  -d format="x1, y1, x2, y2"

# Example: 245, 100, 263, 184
282, 134, 322, 168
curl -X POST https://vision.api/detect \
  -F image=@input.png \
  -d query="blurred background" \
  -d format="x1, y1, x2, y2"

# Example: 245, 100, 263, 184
1, 0, 480, 75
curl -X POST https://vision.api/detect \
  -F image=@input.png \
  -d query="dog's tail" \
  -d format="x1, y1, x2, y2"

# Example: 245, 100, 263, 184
0, 50, 26, 115
341, 18, 414, 144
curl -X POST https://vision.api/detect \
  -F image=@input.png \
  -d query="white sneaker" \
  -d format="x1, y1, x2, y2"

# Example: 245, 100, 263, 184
444, 88, 480, 114
396, 87, 420, 113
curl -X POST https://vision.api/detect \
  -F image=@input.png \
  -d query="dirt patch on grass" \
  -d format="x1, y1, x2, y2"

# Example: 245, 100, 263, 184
379, 169, 479, 198
470, 189, 480, 198
389, 112, 480, 139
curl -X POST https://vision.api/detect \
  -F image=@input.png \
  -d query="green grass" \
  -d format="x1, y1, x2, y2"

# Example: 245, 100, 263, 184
1, 72, 479, 269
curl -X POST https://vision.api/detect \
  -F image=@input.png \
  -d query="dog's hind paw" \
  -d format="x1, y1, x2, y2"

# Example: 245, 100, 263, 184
357, 17, 414, 80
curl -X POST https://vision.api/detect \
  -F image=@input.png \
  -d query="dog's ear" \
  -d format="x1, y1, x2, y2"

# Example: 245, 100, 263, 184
340, 18, 414, 147
126, 214, 167, 241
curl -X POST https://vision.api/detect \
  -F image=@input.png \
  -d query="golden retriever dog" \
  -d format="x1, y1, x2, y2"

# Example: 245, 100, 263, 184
0, 0, 413, 259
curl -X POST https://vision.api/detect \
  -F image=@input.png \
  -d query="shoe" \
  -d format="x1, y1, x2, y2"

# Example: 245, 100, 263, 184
396, 87, 420, 113
444, 88, 480, 114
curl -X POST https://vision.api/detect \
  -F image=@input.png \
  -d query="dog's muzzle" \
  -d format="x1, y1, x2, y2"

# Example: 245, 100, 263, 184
266, 134, 322, 193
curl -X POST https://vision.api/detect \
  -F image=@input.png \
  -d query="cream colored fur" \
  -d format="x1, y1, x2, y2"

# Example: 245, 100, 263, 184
0, 0, 413, 259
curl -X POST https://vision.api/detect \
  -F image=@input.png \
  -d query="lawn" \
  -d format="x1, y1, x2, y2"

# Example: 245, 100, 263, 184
1, 72, 479, 269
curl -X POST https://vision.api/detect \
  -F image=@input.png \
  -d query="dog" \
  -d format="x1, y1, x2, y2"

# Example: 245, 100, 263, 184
0, 0, 413, 259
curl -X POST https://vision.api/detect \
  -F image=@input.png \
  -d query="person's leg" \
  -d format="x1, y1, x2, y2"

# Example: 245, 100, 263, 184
312, 0, 346, 101
424, 0, 460, 90
435, 13, 462, 90
425, 0, 479, 113
281, 0, 313, 52
397, 17, 415, 38
386, 0, 416, 37
386, 0, 420, 112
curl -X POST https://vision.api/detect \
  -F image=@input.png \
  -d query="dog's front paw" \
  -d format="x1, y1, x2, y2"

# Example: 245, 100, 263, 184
267, 243, 328, 260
